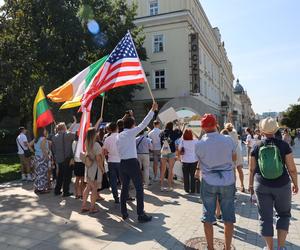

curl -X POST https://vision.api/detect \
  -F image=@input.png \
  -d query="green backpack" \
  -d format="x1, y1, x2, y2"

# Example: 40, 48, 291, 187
258, 143, 284, 179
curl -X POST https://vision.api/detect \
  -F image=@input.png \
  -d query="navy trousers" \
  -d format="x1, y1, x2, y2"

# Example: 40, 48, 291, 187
120, 158, 144, 216
108, 162, 120, 200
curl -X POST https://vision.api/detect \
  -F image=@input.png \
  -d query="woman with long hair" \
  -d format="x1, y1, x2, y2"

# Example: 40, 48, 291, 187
30, 127, 50, 194
81, 127, 105, 213
160, 122, 182, 191
178, 129, 198, 193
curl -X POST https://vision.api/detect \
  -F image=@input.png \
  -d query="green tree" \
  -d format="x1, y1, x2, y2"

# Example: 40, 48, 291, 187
0, 0, 145, 127
281, 104, 300, 129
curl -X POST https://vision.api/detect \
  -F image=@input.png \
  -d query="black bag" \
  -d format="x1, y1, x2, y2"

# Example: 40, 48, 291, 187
16, 139, 32, 158
24, 149, 33, 158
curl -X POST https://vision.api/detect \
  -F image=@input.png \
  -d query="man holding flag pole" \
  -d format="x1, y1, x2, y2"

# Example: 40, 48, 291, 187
76, 31, 158, 222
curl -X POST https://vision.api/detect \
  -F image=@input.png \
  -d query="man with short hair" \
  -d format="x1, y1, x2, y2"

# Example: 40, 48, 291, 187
16, 127, 32, 181
195, 114, 236, 250
52, 122, 75, 197
148, 120, 161, 181
103, 122, 121, 203
116, 102, 158, 223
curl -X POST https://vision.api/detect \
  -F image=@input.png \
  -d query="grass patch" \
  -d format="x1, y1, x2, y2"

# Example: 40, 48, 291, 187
0, 154, 21, 183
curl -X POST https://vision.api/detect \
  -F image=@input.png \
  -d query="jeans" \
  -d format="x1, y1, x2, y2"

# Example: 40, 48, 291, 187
254, 181, 291, 237
54, 161, 73, 195
120, 158, 144, 216
137, 154, 150, 185
108, 162, 120, 200
201, 179, 236, 223
182, 162, 198, 193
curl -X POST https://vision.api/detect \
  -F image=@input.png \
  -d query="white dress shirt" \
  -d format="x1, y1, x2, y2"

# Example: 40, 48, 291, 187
103, 133, 120, 163
117, 111, 154, 160
148, 127, 162, 150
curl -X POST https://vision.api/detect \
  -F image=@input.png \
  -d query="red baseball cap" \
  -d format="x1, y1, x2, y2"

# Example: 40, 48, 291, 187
201, 114, 217, 129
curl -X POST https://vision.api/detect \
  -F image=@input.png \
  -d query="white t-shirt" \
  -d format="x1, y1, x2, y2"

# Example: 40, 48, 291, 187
246, 134, 256, 148
16, 133, 28, 154
72, 141, 81, 162
103, 133, 120, 163
178, 139, 198, 163
148, 127, 161, 151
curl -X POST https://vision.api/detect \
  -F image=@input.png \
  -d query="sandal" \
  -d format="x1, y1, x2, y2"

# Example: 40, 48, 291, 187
89, 208, 99, 214
80, 207, 90, 213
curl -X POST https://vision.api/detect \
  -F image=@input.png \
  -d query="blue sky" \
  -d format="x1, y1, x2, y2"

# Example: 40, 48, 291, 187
201, 0, 300, 114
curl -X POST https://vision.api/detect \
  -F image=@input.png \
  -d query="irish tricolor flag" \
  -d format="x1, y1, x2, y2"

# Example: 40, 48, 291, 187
47, 55, 108, 109
33, 87, 54, 137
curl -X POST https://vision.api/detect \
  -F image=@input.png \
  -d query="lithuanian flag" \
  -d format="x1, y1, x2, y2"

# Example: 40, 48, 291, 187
47, 55, 108, 109
33, 87, 54, 137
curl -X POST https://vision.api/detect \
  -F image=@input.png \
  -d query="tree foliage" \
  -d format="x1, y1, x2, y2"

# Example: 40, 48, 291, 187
0, 0, 145, 126
281, 104, 300, 129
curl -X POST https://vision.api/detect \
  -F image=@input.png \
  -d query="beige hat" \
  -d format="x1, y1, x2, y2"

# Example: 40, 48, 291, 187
259, 117, 279, 134
224, 123, 234, 129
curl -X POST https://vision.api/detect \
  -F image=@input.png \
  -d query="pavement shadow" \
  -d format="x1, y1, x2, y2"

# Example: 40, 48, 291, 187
97, 212, 186, 249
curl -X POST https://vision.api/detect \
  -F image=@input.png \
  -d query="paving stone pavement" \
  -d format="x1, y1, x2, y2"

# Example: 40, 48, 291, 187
0, 143, 300, 250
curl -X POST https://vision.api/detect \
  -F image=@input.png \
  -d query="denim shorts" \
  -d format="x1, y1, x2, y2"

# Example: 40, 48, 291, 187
200, 179, 236, 223
161, 152, 176, 159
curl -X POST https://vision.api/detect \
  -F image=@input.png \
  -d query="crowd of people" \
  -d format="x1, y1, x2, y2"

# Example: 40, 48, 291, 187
16, 105, 299, 250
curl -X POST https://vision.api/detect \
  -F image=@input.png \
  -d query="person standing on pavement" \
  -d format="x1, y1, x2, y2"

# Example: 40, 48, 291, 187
116, 102, 158, 223
249, 117, 298, 250
16, 127, 33, 181
30, 127, 51, 194
195, 114, 237, 250
148, 120, 162, 182
178, 129, 198, 194
225, 123, 245, 192
160, 122, 182, 191
136, 129, 153, 188
52, 122, 75, 197
103, 122, 121, 203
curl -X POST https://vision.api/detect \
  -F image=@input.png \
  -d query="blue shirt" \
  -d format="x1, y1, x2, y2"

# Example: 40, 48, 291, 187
136, 135, 152, 154
117, 111, 154, 160
195, 132, 235, 186
34, 137, 49, 157
251, 137, 291, 188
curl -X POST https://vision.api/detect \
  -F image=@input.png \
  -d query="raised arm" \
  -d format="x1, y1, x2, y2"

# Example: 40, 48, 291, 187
128, 102, 158, 136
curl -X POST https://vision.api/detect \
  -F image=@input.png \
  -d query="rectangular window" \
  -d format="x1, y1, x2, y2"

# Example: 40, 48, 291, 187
150, 0, 159, 16
154, 69, 166, 89
153, 34, 164, 53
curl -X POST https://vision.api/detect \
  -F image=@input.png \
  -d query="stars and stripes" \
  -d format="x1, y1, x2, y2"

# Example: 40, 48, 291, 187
81, 31, 146, 108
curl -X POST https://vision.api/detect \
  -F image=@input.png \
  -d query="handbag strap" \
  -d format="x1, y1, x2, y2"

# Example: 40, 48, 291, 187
16, 137, 26, 151
137, 136, 145, 149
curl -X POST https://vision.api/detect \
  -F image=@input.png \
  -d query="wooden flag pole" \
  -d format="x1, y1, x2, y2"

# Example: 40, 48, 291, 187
145, 80, 155, 103
100, 93, 105, 120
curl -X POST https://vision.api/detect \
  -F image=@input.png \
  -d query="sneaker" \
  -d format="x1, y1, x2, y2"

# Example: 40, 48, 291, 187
27, 174, 33, 181
22, 174, 27, 181
153, 176, 159, 182
138, 213, 152, 223
160, 187, 165, 192
167, 187, 173, 192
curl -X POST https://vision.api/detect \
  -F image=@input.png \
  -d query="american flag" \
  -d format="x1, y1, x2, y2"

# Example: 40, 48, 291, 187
81, 31, 147, 108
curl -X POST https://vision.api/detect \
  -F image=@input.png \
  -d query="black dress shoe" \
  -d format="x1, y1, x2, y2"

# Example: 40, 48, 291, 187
126, 197, 135, 202
62, 192, 73, 197
122, 214, 129, 220
54, 191, 62, 196
138, 213, 152, 223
